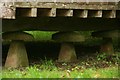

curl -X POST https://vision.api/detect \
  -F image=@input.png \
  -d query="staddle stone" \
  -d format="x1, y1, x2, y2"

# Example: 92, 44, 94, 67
92, 30, 117, 55
3, 31, 34, 68
52, 31, 85, 62
5, 40, 29, 68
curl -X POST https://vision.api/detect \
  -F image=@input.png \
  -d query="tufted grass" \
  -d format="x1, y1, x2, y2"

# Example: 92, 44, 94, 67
2, 59, 119, 78
25, 31, 56, 41
2, 31, 119, 78
2, 65, 118, 78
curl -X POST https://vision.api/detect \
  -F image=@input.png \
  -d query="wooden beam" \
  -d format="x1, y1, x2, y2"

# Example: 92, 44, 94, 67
102, 10, 116, 18
16, 8, 32, 17
2, 17, 119, 32
31, 8, 37, 17
88, 10, 102, 18
56, 9, 73, 17
73, 9, 88, 18
37, 8, 55, 17
116, 10, 120, 18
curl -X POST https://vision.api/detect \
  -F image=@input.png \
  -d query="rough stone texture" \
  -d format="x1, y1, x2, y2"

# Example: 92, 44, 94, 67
58, 43, 77, 62
52, 31, 85, 42
92, 30, 119, 38
92, 30, 117, 55
100, 38, 114, 55
5, 40, 29, 68
52, 31, 85, 62
3, 31, 34, 41
3, 31, 34, 68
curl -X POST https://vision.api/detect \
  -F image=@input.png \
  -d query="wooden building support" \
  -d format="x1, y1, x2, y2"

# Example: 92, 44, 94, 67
73, 9, 88, 18
56, 9, 73, 17
102, 10, 116, 18
88, 10, 102, 18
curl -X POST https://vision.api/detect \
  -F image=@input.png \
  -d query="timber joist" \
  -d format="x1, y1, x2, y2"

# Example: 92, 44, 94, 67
0, 2, 120, 19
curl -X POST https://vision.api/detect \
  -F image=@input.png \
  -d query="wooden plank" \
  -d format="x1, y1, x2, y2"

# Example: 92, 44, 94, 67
50, 8, 56, 17
102, 10, 116, 18
16, 8, 32, 17
2, 17, 119, 32
116, 10, 120, 18
88, 10, 102, 17
1, 2, 119, 19
73, 9, 88, 18
80, 10, 88, 18
31, 8, 37, 17
56, 9, 73, 17
37, 8, 52, 17
15, 2, 118, 10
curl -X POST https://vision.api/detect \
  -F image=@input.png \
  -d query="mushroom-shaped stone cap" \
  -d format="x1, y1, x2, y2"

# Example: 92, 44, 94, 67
92, 30, 119, 38
3, 32, 34, 41
52, 31, 85, 42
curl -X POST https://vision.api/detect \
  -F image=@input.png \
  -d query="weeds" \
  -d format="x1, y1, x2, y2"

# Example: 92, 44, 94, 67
2, 59, 119, 78
40, 58, 57, 70
97, 52, 107, 61
2, 65, 118, 78
2, 31, 119, 78
25, 31, 56, 41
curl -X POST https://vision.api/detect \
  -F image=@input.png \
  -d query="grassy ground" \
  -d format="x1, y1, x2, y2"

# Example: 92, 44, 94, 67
25, 31, 56, 41
2, 31, 119, 78
2, 52, 119, 78
2, 60, 119, 78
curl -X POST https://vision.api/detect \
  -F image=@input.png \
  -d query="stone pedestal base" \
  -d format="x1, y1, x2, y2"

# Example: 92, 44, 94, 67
5, 40, 29, 68
100, 38, 114, 55
58, 43, 77, 62
52, 31, 85, 62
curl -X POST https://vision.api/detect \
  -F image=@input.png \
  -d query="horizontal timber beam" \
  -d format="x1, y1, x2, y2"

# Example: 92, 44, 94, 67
2, 17, 119, 32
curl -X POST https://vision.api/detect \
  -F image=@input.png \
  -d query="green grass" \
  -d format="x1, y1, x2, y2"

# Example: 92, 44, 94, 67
25, 31, 118, 46
2, 31, 119, 78
25, 31, 92, 41
25, 31, 56, 41
2, 59, 118, 78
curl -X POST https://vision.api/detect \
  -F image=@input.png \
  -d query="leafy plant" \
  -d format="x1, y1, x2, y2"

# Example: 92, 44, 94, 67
97, 53, 107, 61
40, 58, 57, 70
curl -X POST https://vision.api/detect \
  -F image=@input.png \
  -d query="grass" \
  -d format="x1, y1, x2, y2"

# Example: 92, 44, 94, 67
25, 31, 119, 47
2, 60, 118, 78
2, 63, 118, 78
25, 31, 92, 40
2, 31, 119, 78
25, 31, 56, 41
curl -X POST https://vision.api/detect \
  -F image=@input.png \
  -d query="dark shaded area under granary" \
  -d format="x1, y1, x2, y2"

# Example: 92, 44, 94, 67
2, 41, 100, 66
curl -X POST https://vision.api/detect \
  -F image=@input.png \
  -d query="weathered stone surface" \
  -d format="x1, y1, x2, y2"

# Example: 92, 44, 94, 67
3, 31, 34, 41
52, 31, 85, 62
92, 30, 117, 55
58, 43, 77, 62
5, 40, 29, 68
52, 31, 85, 42
100, 38, 114, 55
92, 30, 119, 38
3, 31, 34, 68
